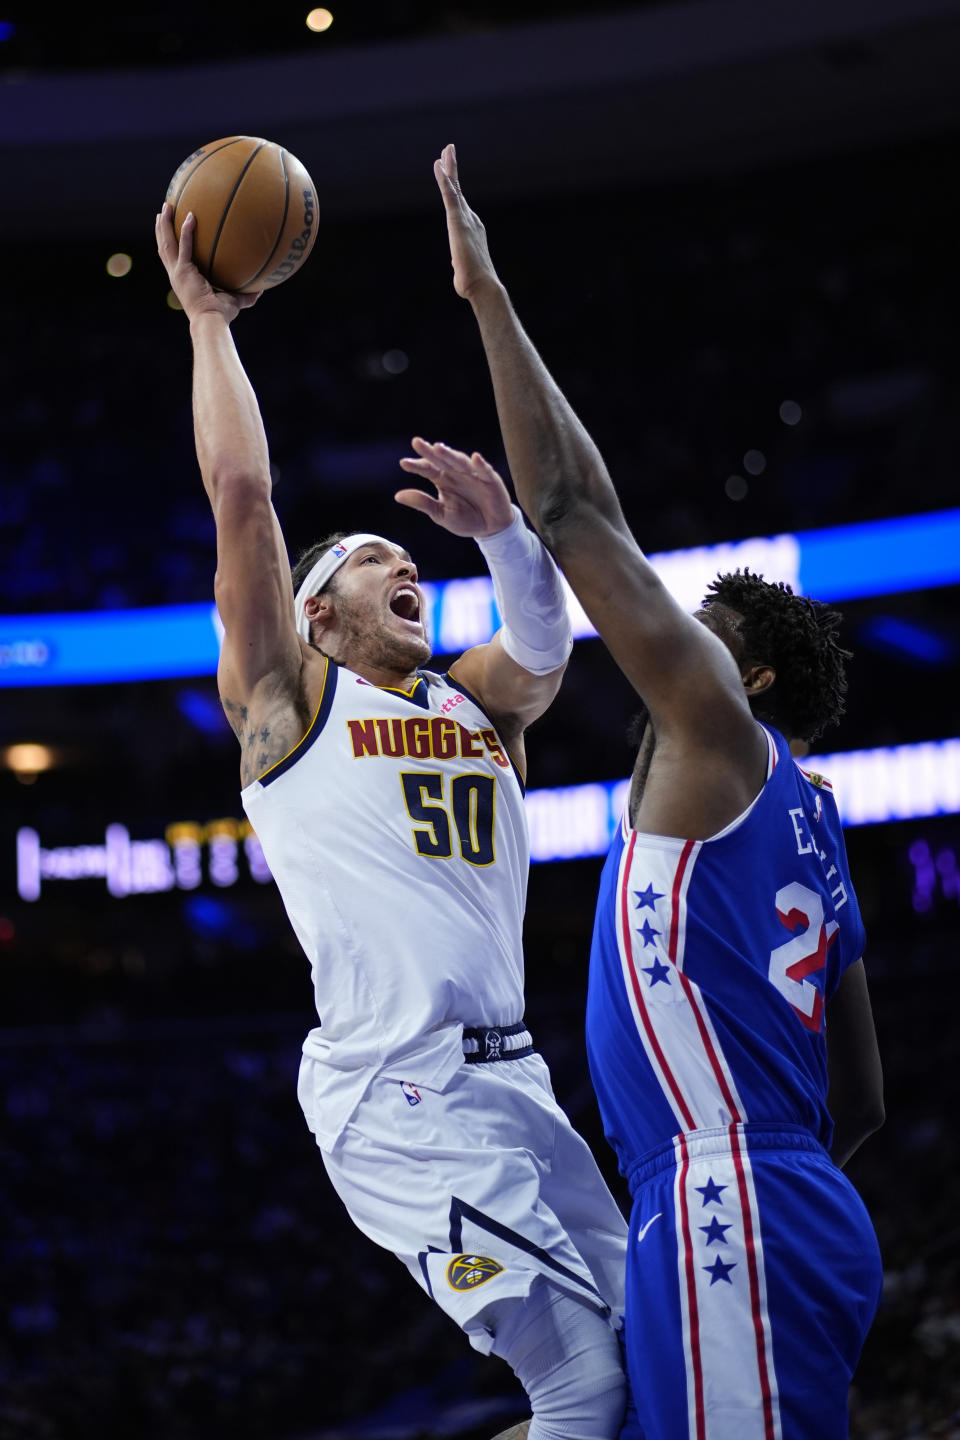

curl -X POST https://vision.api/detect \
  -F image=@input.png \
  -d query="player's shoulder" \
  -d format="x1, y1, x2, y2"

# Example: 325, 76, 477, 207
793, 761, 834, 794
791, 753, 843, 831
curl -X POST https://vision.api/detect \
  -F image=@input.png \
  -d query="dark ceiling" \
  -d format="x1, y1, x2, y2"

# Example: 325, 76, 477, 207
2, 0, 960, 239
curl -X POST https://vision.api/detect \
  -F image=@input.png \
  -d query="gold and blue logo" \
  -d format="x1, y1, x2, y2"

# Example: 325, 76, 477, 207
446, 1253, 504, 1291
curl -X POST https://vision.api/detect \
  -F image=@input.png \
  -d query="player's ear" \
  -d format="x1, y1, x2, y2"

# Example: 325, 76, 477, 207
742, 662, 775, 697
304, 593, 334, 631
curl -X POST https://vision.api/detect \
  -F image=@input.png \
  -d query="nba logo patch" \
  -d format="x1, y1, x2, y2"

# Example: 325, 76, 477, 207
331, 542, 348, 559
446, 1254, 504, 1291
401, 1082, 422, 1107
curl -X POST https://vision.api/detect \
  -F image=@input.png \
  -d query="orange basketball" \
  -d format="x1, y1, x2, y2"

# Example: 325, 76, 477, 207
165, 136, 317, 294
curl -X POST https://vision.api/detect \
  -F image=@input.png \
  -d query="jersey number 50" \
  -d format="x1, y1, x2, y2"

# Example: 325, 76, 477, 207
768, 881, 838, 1032
400, 772, 496, 867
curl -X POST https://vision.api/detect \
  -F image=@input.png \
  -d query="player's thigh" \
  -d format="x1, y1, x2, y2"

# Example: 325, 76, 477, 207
751, 1149, 882, 1439
321, 1062, 622, 1344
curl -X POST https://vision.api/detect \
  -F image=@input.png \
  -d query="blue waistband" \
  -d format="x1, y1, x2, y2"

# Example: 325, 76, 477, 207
626, 1123, 829, 1197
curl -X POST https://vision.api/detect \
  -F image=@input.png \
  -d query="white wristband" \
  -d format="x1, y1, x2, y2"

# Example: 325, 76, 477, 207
476, 506, 573, 675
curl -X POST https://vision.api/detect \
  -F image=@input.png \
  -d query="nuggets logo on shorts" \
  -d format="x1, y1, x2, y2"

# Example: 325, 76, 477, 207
446, 1253, 504, 1291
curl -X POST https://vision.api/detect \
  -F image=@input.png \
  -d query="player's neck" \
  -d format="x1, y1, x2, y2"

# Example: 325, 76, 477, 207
350, 660, 423, 692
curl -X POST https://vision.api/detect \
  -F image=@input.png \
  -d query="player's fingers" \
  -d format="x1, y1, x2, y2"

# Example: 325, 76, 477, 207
155, 205, 174, 258
428, 441, 497, 484
412, 438, 472, 471
434, 158, 458, 207
398, 456, 443, 483
178, 212, 195, 264
394, 487, 444, 520
408, 438, 463, 474
469, 451, 505, 485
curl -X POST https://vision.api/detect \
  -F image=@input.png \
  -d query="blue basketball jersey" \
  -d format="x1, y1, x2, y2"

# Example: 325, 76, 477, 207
587, 724, 865, 1175
588, 724, 878, 1440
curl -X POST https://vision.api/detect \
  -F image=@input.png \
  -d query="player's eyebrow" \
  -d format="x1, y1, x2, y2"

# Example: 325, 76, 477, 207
356, 541, 414, 564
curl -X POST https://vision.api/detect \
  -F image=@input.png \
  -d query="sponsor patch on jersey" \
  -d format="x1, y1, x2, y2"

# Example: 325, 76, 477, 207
446, 1253, 504, 1291
401, 1082, 422, 1106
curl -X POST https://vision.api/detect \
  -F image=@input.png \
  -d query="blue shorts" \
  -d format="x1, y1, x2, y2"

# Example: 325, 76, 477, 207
619, 1124, 882, 1440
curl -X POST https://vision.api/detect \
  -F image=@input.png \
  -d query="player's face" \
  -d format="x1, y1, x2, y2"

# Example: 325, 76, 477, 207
328, 542, 431, 672
694, 603, 747, 663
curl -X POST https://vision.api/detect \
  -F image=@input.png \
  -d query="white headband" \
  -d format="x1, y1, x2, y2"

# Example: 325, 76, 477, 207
294, 533, 396, 641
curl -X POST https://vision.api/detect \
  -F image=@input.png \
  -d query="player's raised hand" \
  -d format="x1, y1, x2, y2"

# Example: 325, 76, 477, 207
397, 439, 515, 539
155, 203, 260, 324
434, 144, 501, 302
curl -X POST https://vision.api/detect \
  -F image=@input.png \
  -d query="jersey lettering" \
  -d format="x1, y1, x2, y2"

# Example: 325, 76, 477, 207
346, 716, 505, 766
788, 807, 813, 855
768, 881, 838, 1032
819, 853, 849, 911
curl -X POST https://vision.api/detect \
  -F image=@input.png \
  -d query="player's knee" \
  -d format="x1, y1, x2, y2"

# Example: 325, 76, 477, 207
488, 1280, 626, 1440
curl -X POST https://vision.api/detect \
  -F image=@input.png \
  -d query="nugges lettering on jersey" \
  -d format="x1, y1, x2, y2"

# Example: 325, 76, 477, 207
346, 715, 511, 768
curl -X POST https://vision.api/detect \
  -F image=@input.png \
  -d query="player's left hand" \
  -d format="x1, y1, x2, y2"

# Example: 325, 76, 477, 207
396, 439, 515, 539
434, 144, 501, 302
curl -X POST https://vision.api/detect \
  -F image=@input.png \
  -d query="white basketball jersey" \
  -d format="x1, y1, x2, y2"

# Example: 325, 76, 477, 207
241, 660, 529, 1145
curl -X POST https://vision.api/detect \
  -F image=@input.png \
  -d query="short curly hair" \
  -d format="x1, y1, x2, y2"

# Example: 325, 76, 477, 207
702, 569, 851, 744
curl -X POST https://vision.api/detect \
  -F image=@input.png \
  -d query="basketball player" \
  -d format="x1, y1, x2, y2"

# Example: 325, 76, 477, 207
155, 204, 630, 1440
426, 144, 885, 1440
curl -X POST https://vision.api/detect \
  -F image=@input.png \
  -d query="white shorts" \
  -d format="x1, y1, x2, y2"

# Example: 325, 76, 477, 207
315, 1052, 629, 1354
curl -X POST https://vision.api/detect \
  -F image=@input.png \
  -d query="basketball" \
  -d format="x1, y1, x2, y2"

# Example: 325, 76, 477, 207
164, 136, 317, 293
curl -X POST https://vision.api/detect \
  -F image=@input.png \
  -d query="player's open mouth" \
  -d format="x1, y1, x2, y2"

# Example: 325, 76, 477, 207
390, 586, 421, 623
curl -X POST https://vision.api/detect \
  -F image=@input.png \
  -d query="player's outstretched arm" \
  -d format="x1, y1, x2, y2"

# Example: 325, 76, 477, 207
156, 204, 301, 709
433, 145, 760, 770
397, 439, 569, 764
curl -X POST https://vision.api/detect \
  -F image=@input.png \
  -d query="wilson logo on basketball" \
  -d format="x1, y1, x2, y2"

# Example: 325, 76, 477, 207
446, 1254, 504, 1291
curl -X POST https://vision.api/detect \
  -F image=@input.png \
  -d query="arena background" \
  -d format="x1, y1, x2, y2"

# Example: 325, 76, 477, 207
1, 4, 958, 1436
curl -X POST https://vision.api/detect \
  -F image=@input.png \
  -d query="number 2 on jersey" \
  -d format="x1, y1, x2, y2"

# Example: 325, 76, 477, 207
768, 881, 838, 1032
400, 771, 496, 866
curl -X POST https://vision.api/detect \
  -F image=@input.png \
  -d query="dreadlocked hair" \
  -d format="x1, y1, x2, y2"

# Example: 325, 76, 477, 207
703, 568, 851, 744
291, 532, 350, 596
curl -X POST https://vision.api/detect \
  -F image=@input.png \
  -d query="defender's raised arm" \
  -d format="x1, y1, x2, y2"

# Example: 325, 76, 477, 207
434, 144, 766, 837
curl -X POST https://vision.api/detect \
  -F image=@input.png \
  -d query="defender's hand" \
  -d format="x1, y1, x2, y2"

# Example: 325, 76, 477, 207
155, 203, 260, 324
397, 439, 515, 539
434, 144, 500, 301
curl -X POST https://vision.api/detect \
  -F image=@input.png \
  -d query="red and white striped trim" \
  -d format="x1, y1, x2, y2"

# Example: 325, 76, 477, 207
614, 832, 746, 1133
673, 1127, 782, 1440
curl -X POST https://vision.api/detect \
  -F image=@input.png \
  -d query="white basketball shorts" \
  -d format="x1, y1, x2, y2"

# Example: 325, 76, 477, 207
314, 1052, 629, 1353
